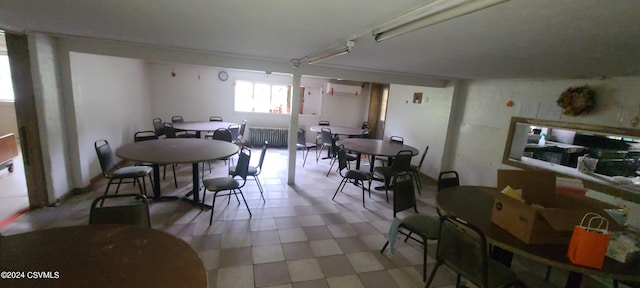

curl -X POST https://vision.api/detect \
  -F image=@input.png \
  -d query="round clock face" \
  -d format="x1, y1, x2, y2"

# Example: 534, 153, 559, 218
218, 71, 229, 81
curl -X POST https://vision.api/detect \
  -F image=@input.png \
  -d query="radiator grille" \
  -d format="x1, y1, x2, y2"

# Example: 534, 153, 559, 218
249, 127, 289, 148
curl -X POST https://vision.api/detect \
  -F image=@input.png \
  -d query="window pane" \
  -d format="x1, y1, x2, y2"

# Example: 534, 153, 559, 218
272, 85, 288, 113
235, 81, 253, 112
0, 56, 14, 101
254, 83, 271, 113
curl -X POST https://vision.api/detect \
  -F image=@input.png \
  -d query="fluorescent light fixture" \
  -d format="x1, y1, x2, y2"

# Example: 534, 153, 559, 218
373, 0, 509, 42
307, 41, 355, 65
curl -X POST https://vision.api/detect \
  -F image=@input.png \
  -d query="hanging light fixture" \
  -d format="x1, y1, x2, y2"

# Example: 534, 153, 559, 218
307, 41, 355, 65
372, 0, 510, 42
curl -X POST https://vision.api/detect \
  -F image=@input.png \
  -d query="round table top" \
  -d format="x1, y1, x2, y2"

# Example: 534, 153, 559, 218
437, 186, 640, 282
172, 121, 237, 132
337, 138, 419, 157
0, 225, 207, 288
309, 125, 366, 136
116, 138, 238, 164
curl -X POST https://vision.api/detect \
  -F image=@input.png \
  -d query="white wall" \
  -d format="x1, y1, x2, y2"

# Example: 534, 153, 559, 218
69, 53, 152, 186
0, 102, 18, 136
385, 84, 455, 179
146, 63, 370, 143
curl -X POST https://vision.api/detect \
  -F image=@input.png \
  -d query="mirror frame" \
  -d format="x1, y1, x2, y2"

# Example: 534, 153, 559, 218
503, 117, 640, 203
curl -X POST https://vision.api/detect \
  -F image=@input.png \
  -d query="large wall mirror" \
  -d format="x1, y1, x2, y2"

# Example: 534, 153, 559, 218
503, 117, 640, 203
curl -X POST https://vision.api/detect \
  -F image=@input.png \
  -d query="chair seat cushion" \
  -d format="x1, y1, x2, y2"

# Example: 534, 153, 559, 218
110, 166, 152, 178
400, 214, 440, 240
229, 165, 258, 176
203, 177, 240, 191
345, 170, 371, 180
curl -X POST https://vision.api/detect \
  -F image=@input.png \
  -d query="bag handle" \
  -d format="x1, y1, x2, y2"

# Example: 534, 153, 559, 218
580, 212, 609, 233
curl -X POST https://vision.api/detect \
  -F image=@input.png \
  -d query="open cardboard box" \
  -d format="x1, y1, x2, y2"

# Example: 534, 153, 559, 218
491, 170, 621, 244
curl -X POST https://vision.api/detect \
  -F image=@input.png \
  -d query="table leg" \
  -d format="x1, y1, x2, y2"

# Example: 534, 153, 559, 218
152, 164, 161, 198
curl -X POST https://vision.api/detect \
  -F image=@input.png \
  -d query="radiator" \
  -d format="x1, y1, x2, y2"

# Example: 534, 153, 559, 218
249, 127, 289, 148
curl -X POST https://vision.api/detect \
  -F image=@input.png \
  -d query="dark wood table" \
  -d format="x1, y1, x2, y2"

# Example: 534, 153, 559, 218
0, 225, 207, 288
172, 121, 237, 137
337, 138, 419, 170
116, 138, 238, 204
309, 125, 367, 136
437, 186, 640, 287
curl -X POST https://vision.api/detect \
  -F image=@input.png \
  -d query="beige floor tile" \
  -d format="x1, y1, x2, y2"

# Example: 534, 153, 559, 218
217, 265, 255, 288
326, 275, 364, 288
287, 258, 325, 282
310, 239, 343, 257
359, 234, 388, 251
197, 250, 220, 270
279, 228, 308, 243
298, 215, 326, 227
250, 217, 277, 231
346, 252, 384, 273
253, 244, 285, 264
327, 224, 357, 238
387, 267, 423, 288
263, 284, 293, 288
221, 231, 252, 248
254, 261, 291, 287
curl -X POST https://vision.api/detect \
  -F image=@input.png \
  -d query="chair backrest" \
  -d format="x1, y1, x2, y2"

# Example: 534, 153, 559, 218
233, 147, 252, 184
134, 131, 158, 142
163, 122, 178, 138
361, 121, 370, 130
336, 144, 350, 173
321, 127, 333, 146
436, 215, 489, 288
94, 139, 118, 174
212, 128, 233, 142
297, 128, 306, 145
360, 130, 371, 139
390, 136, 404, 144
152, 118, 165, 136
237, 120, 247, 142
318, 120, 330, 126
416, 146, 429, 168
228, 125, 240, 141
438, 170, 460, 191
390, 150, 413, 173
256, 141, 268, 170
209, 116, 223, 122
171, 115, 184, 123
89, 194, 151, 228
393, 173, 417, 214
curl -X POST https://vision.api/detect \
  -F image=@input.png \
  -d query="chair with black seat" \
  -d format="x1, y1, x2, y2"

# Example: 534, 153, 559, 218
171, 115, 184, 123
201, 128, 234, 175
227, 124, 240, 142
209, 116, 223, 122
316, 127, 334, 162
202, 146, 252, 225
373, 149, 413, 203
134, 131, 177, 188
94, 139, 152, 197
437, 171, 460, 216
410, 146, 429, 193
361, 121, 370, 130
332, 144, 372, 207
297, 128, 317, 167
327, 134, 357, 176
230, 140, 267, 201
235, 120, 247, 145
425, 215, 521, 288
380, 184, 437, 281
375, 136, 404, 166
89, 194, 151, 228
152, 118, 165, 137
316, 120, 330, 146
163, 122, 196, 138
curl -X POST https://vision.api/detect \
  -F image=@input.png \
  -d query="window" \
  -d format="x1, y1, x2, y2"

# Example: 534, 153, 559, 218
235, 80, 291, 114
0, 55, 14, 101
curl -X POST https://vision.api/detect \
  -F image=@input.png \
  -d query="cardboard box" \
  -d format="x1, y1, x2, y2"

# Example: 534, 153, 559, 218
491, 170, 620, 244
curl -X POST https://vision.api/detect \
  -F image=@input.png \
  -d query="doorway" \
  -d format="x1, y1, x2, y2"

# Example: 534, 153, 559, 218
368, 83, 389, 139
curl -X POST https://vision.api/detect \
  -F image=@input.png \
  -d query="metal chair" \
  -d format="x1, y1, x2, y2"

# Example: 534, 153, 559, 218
203, 128, 234, 175
230, 140, 268, 201
373, 149, 413, 203
375, 136, 404, 166
410, 145, 429, 192
297, 128, 317, 167
209, 116, 223, 122
152, 118, 165, 137
163, 122, 196, 138
202, 147, 252, 225
170, 115, 197, 137
425, 215, 520, 288
332, 144, 372, 207
89, 194, 151, 228
327, 134, 357, 176
316, 127, 334, 162
171, 115, 184, 123
235, 120, 247, 145
438, 170, 460, 192
94, 139, 152, 197
316, 120, 330, 146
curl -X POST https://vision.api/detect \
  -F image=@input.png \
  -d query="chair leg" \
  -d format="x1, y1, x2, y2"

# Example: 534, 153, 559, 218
332, 178, 347, 200
424, 262, 442, 288
254, 176, 265, 201
172, 164, 177, 188
380, 240, 389, 254
114, 179, 124, 194
422, 241, 428, 282
384, 177, 390, 203
302, 149, 309, 167
138, 177, 147, 197
237, 188, 252, 218
209, 190, 218, 226
360, 180, 366, 208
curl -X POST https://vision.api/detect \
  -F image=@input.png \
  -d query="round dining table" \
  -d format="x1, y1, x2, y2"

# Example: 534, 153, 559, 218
337, 138, 419, 171
0, 225, 207, 288
116, 138, 238, 204
172, 121, 237, 138
438, 185, 640, 287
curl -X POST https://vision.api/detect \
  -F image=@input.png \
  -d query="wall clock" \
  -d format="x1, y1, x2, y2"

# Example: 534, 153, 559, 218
218, 71, 229, 81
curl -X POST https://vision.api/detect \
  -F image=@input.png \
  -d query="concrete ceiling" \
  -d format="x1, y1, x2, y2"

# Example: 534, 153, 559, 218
1, 0, 639, 80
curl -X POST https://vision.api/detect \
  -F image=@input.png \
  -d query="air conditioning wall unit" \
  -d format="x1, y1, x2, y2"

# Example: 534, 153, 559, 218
325, 82, 361, 96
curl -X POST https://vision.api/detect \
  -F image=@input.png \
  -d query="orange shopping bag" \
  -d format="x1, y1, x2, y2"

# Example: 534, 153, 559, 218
567, 212, 611, 269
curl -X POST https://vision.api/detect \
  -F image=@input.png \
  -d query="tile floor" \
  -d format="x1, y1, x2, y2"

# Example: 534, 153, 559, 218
0, 151, 29, 222
0, 147, 615, 288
